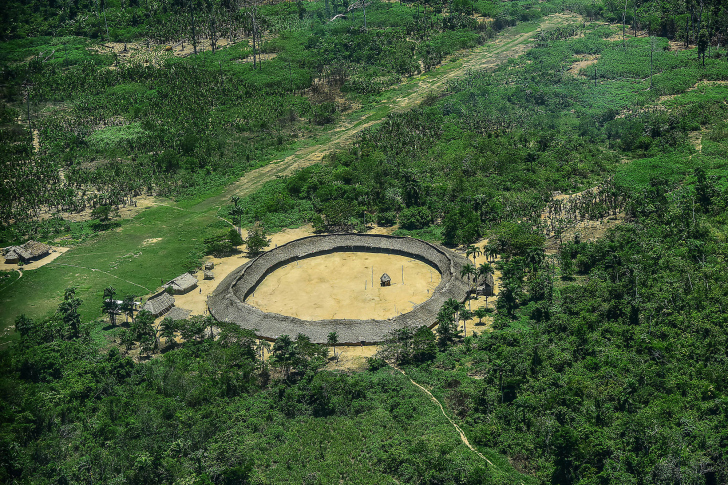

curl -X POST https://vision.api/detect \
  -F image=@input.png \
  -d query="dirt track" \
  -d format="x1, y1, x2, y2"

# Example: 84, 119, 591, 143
198, 13, 581, 210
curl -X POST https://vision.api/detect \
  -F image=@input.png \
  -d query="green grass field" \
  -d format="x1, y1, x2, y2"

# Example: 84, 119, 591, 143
0, 203, 215, 336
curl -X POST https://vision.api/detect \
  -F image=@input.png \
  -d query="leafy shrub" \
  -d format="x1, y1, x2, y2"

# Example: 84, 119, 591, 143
398, 206, 432, 230
376, 211, 396, 226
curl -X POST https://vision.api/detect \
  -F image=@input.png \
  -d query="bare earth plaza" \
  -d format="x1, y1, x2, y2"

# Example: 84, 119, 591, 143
209, 234, 471, 344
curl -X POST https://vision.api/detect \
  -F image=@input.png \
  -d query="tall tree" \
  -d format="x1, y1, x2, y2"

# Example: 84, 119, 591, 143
327, 331, 339, 362
103, 286, 118, 326
466, 245, 481, 265
58, 287, 82, 339
121, 295, 137, 323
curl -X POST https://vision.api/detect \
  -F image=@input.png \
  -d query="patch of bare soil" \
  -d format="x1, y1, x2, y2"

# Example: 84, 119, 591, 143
94, 37, 243, 68
247, 252, 441, 320
567, 54, 599, 77
39, 196, 158, 223
669, 40, 691, 51
542, 186, 626, 252
236, 52, 277, 64
689, 131, 703, 152
0, 247, 70, 272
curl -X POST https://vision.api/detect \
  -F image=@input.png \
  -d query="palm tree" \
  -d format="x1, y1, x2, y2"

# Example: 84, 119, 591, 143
204, 315, 216, 339
103, 286, 117, 326
272, 334, 295, 379
484, 241, 498, 263
466, 245, 482, 265
525, 247, 545, 273
474, 306, 488, 325
460, 263, 477, 309
478, 262, 494, 307
59, 287, 82, 338
256, 339, 271, 363
460, 308, 473, 337
460, 263, 476, 283
121, 294, 137, 324
327, 331, 339, 362
160, 317, 177, 349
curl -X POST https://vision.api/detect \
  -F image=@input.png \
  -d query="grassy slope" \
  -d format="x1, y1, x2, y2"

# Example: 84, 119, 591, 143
0, 205, 210, 335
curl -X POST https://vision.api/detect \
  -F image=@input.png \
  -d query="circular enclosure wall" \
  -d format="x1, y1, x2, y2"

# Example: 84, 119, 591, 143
208, 234, 471, 344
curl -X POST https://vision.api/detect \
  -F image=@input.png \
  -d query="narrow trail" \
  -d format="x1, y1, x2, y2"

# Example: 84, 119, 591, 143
395, 366, 496, 467
198, 12, 581, 211
53, 263, 151, 292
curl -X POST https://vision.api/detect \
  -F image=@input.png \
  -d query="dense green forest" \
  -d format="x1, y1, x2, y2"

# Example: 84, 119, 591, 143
2, 0, 728, 483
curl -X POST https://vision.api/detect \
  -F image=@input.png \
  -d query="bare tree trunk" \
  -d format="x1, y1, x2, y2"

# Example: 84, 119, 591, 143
191, 1, 198, 55
622, 0, 628, 47
252, 13, 257, 68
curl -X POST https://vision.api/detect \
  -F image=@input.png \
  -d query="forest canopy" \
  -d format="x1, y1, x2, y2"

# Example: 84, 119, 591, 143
2, 0, 728, 483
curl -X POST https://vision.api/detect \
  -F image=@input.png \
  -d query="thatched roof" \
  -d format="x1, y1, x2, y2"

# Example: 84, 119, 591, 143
166, 273, 198, 294
203, 270, 214, 280
481, 273, 494, 288
143, 291, 175, 316
380, 273, 391, 283
204, 261, 215, 270
4, 250, 19, 263
165, 307, 191, 321
4, 241, 51, 262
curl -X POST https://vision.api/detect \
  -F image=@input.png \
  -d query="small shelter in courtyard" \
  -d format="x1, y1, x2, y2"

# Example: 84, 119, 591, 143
204, 261, 215, 270
380, 273, 391, 287
476, 273, 495, 297
143, 291, 175, 317
165, 273, 198, 294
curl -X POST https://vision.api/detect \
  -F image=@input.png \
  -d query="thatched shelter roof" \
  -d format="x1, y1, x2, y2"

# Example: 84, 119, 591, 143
143, 291, 175, 316
380, 273, 391, 283
165, 307, 191, 321
4, 241, 51, 262
203, 270, 214, 280
4, 250, 19, 263
165, 273, 198, 294
204, 261, 215, 270
481, 273, 494, 288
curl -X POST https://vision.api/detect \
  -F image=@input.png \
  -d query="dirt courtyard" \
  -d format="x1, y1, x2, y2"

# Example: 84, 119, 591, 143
246, 252, 442, 321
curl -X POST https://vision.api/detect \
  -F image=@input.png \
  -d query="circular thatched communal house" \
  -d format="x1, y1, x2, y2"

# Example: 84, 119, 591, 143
208, 234, 471, 344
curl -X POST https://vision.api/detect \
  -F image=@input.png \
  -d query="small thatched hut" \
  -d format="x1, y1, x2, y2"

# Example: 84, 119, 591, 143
203, 270, 214, 280
143, 291, 175, 317
4, 241, 51, 264
476, 273, 495, 297
204, 261, 215, 270
165, 273, 198, 294
380, 273, 391, 287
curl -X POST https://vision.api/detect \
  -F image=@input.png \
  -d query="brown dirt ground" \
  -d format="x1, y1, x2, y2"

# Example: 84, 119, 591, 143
567, 54, 599, 77
39, 196, 160, 224
247, 252, 442, 320
542, 187, 626, 252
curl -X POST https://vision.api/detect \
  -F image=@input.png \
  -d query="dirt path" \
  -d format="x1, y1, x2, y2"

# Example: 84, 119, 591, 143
395, 366, 496, 467
53, 262, 152, 292
198, 13, 581, 211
